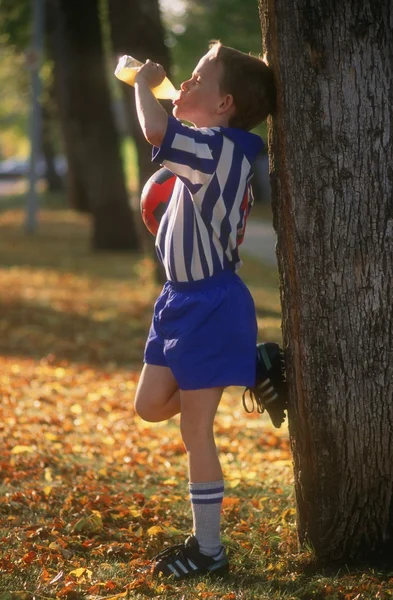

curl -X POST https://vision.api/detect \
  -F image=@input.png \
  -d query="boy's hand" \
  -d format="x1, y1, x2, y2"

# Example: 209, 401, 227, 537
135, 60, 166, 91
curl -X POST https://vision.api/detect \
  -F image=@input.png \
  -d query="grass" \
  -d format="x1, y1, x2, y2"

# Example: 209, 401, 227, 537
0, 196, 392, 599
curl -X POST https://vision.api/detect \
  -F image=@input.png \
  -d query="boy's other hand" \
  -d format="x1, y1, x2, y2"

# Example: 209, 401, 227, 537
136, 60, 166, 90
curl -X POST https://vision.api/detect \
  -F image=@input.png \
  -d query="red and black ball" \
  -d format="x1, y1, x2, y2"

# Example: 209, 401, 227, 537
140, 167, 176, 236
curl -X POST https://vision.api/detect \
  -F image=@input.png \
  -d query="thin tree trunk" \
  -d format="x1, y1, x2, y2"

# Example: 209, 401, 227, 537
41, 101, 64, 193
260, 0, 393, 562
47, 0, 140, 250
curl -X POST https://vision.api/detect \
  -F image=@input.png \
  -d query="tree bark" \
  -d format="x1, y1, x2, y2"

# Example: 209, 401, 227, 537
259, 0, 393, 562
108, 0, 173, 194
46, 0, 90, 211
108, 0, 171, 278
41, 102, 64, 193
47, 0, 140, 250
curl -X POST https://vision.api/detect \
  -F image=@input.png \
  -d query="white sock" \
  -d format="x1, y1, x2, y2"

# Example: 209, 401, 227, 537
189, 480, 224, 557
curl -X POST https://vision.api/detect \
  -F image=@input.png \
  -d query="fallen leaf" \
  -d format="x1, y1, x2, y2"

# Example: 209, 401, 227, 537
10, 445, 34, 454
73, 511, 103, 534
69, 567, 92, 580
222, 497, 240, 508
147, 525, 164, 536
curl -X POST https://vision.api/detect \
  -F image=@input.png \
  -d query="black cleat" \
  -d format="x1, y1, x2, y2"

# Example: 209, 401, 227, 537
242, 342, 288, 428
151, 535, 229, 580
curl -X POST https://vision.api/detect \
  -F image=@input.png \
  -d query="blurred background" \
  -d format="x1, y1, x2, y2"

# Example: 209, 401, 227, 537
0, 0, 270, 248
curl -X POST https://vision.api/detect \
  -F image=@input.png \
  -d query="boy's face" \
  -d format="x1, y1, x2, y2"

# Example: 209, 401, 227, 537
173, 51, 231, 127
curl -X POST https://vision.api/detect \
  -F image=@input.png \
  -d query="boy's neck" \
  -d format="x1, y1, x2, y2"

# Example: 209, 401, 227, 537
194, 115, 231, 128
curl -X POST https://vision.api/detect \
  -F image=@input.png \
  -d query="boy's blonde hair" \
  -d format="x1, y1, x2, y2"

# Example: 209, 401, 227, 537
209, 41, 276, 131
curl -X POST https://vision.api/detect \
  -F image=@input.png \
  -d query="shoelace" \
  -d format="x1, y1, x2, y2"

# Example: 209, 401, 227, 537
243, 372, 281, 413
242, 387, 266, 414
152, 540, 189, 562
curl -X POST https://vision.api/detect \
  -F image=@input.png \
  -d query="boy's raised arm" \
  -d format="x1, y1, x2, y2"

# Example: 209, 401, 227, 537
135, 61, 169, 148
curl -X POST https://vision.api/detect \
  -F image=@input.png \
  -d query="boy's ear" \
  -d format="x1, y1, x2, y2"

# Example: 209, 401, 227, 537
217, 93, 235, 115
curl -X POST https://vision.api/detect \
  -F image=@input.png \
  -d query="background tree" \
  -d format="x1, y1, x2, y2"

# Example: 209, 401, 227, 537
46, 0, 92, 213
1, 0, 269, 247
108, 0, 173, 280
108, 0, 173, 194
46, 0, 139, 251
41, 77, 64, 193
167, 0, 263, 83
260, 0, 393, 561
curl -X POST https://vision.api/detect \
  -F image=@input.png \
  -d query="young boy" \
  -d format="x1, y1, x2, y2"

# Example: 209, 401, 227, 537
133, 41, 276, 579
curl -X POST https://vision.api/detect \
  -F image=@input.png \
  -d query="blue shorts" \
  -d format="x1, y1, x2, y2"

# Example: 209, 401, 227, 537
144, 269, 257, 390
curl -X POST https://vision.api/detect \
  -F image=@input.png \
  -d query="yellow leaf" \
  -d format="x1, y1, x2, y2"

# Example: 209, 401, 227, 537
281, 507, 296, 523
196, 582, 207, 591
73, 511, 103, 534
69, 567, 86, 578
44, 432, 58, 441
147, 525, 164, 536
11, 445, 34, 454
244, 471, 258, 480
69, 567, 92, 580
162, 478, 178, 486
70, 403, 82, 414
227, 479, 241, 488
102, 436, 115, 445
43, 486, 52, 496
45, 468, 52, 482
49, 541, 61, 551
129, 508, 142, 518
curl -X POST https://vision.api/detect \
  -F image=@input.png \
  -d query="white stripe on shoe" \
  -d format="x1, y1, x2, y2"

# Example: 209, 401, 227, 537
187, 558, 198, 570
176, 560, 189, 574
167, 564, 180, 577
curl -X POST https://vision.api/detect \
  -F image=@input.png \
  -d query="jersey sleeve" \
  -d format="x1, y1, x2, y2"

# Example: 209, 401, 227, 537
152, 116, 222, 192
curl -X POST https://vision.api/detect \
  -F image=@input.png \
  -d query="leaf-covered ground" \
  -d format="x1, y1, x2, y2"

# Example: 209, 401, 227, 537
0, 206, 392, 600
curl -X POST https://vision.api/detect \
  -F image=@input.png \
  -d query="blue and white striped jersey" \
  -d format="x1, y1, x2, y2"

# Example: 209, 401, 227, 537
152, 116, 264, 283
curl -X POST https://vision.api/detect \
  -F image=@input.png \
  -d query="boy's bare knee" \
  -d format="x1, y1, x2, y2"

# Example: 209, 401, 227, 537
135, 393, 176, 423
134, 364, 179, 422
134, 396, 155, 422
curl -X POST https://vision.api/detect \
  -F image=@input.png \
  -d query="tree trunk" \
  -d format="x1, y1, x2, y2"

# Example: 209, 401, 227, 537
108, 0, 171, 277
259, 0, 393, 562
47, 0, 140, 250
108, 0, 173, 194
45, 2, 89, 210
41, 102, 64, 193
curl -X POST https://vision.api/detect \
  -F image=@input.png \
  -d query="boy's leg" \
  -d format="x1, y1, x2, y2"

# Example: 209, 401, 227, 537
180, 387, 224, 557
134, 364, 180, 422
180, 387, 223, 482
150, 386, 228, 580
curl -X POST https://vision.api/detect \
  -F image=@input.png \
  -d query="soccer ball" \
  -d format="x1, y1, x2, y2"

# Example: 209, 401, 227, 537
140, 167, 176, 235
